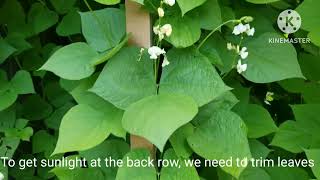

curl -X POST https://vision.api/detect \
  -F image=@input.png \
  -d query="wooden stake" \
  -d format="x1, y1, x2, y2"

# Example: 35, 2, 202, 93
125, 0, 155, 156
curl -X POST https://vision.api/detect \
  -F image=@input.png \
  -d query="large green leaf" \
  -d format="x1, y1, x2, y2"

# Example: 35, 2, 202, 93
27, 3, 59, 34
160, 149, 200, 180
242, 32, 304, 83
305, 149, 320, 179
52, 104, 111, 155
0, 39, 17, 64
271, 120, 310, 153
233, 103, 278, 138
160, 48, 230, 107
298, 53, 320, 81
176, 0, 207, 16
40, 42, 98, 80
116, 149, 157, 180
122, 94, 198, 151
32, 130, 56, 157
162, 15, 201, 48
188, 110, 251, 178
80, 8, 125, 52
91, 47, 156, 109
296, 0, 320, 33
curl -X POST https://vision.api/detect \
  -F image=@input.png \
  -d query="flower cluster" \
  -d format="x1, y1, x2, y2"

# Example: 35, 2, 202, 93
146, 0, 175, 67
228, 18, 255, 74
153, 24, 172, 40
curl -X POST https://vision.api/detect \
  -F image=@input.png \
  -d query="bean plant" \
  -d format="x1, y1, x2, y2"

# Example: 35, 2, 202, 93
0, 0, 319, 179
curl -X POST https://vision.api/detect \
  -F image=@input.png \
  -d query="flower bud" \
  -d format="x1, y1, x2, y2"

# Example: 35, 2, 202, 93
158, 7, 164, 17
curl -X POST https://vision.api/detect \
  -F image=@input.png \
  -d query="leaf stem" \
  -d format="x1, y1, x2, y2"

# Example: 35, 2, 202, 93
91, 33, 131, 66
14, 56, 22, 69
196, 19, 238, 51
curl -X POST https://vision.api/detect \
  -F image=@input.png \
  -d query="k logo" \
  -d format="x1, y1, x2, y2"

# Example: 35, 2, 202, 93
277, 9, 302, 34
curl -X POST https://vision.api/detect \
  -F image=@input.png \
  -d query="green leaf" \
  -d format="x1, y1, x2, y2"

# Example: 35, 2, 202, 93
271, 120, 310, 153
249, 139, 271, 159
188, 110, 251, 178
32, 130, 56, 157
308, 30, 320, 47
52, 104, 112, 155
45, 102, 75, 130
80, 139, 129, 179
56, 9, 81, 37
162, 15, 201, 48
264, 167, 309, 180
71, 75, 126, 138
116, 149, 157, 180
169, 123, 194, 158
49, 0, 77, 14
160, 149, 200, 180
160, 48, 230, 107
242, 32, 304, 83
5, 33, 32, 55
0, 39, 17, 64
291, 104, 320, 147
233, 103, 278, 138
200, 32, 234, 73
176, 0, 207, 16
123, 94, 198, 151
296, 0, 320, 33
21, 95, 53, 120
218, 167, 271, 180
299, 53, 320, 81
80, 8, 125, 52
246, 0, 280, 4
0, 137, 20, 158
52, 156, 104, 180
0, 106, 16, 132
193, 0, 222, 30
305, 149, 320, 179
10, 70, 35, 95
40, 42, 98, 80
94, 0, 121, 5
28, 3, 59, 34
91, 47, 156, 109
0, 87, 17, 111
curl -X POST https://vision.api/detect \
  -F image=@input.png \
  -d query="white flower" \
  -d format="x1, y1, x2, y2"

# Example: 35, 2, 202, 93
232, 23, 247, 35
162, 56, 170, 67
237, 60, 247, 74
227, 43, 233, 50
148, 46, 166, 59
246, 27, 255, 36
0, 172, 4, 180
153, 25, 160, 35
158, 7, 164, 17
164, 0, 175, 6
160, 24, 172, 37
239, 47, 248, 59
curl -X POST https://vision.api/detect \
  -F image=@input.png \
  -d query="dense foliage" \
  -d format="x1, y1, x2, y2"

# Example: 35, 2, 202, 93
0, 0, 320, 179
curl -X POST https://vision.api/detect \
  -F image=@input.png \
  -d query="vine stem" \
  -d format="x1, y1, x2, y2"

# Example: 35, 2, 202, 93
91, 34, 131, 66
196, 19, 238, 51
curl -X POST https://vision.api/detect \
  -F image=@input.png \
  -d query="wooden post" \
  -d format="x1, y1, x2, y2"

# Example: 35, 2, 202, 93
125, 0, 155, 155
